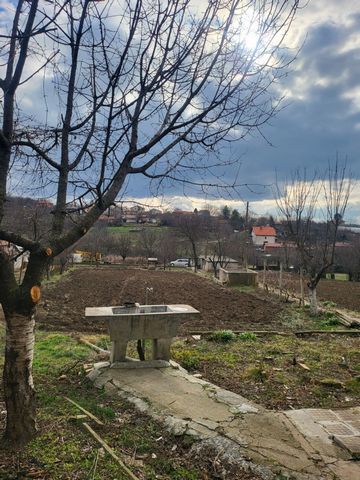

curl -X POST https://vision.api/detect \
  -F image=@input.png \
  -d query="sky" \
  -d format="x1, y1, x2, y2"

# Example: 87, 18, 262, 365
2, 0, 360, 222
123, 0, 360, 222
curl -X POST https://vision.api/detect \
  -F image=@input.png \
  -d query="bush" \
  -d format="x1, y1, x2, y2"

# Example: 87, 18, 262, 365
238, 332, 258, 341
209, 330, 236, 343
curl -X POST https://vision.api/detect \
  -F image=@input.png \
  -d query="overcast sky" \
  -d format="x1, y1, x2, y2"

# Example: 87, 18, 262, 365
124, 0, 360, 221
2, 1, 360, 221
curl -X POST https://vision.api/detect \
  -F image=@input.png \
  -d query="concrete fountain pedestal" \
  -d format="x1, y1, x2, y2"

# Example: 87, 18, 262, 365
85, 303, 199, 367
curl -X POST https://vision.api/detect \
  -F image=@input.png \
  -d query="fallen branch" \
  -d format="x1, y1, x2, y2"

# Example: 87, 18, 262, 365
64, 396, 104, 425
188, 330, 290, 336
294, 330, 360, 336
73, 335, 110, 355
82, 422, 140, 480
187, 329, 360, 337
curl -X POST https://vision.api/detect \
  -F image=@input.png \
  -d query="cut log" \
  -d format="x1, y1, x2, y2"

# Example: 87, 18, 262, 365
336, 311, 360, 328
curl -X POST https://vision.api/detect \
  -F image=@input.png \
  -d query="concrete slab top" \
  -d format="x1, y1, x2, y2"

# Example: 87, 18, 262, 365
85, 304, 199, 318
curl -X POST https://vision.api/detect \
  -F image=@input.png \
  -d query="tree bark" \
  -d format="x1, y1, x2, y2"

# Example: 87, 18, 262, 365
300, 268, 304, 306
190, 241, 198, 272
3, 312, 36, 445
308, 286, 318, 316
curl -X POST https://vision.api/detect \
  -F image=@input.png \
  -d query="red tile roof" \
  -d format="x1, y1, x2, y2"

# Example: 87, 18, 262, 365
252, 226, 276, 237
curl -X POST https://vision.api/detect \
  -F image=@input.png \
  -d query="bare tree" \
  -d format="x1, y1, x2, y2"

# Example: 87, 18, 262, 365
139, 228, 159, 259
157, 230, 179, 269
205, 219, 233, 276
174, 213, 208, 271
0, 0, 299, 444
117, 234, 132, 262
275, 163, 353, 315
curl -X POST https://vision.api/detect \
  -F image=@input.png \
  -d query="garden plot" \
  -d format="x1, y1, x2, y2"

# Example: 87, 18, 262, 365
37, 268, 285, 333
35, 267, 360, 411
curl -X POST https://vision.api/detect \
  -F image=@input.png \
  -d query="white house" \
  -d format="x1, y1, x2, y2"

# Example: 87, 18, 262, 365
251, 226, 276, 247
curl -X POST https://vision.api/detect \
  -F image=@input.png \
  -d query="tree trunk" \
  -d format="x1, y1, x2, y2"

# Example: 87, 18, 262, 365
3, 312, 36, 445
308, 286, 318, 316
300, 268, 304, 306
190, 241, 198, 272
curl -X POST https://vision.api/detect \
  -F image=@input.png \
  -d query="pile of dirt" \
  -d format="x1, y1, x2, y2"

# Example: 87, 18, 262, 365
37, 267, 283, 334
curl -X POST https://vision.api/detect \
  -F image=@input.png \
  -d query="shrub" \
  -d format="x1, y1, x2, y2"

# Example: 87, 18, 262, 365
209, 330, 236, 343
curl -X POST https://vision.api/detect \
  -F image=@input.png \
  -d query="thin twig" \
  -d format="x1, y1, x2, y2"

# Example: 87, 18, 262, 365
82, 422, 140, 480
64, 397, 104, 426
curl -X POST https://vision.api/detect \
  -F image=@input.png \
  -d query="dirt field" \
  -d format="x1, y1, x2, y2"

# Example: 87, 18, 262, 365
38, 267, 284, 333
265, 271, 360, 312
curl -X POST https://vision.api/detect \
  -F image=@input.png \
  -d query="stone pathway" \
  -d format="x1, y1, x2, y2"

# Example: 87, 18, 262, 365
89, 362, 360, 480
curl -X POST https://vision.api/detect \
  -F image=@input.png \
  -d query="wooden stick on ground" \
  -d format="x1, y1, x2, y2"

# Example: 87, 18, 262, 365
82, 422, 140, 480
73, 335, 110, 355
188, 329, 360, 337
295, 330, 360, 336
188, 330, 290, 336
64, 396, 104, 425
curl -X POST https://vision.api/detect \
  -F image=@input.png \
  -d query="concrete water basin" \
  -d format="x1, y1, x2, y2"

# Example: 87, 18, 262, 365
85, 304, 199, 365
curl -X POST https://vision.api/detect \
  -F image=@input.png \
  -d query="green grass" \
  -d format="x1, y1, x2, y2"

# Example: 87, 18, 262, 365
0, 330, 206, 479
43, 266, 76, 285
238, 332, 258, 341
277, 305, 345, 331
107, 225, 138, 232
171, 333, 360, 410
107, 225, 169, 233
232, 285, 256, 293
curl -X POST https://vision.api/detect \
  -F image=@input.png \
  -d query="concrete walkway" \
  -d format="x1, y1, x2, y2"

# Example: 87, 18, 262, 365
89, 362, 360, 480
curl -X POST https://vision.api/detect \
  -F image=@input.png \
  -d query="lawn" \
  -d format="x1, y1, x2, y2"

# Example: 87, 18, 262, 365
0, 328, 217, 480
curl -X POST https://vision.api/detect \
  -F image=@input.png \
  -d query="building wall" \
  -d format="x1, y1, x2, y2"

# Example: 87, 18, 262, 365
251, 232, 276, 246
219, 268, 258, 286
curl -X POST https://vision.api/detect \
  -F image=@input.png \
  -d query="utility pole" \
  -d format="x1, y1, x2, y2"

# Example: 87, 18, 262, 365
245, 201, 249, 229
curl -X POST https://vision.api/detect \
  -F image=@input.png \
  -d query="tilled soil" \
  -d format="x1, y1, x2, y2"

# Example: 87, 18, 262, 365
37, 267, 283, 334
265, 271, 360, 312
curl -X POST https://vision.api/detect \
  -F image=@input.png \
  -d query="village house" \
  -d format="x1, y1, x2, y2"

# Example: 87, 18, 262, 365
251, 226, 276, 247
